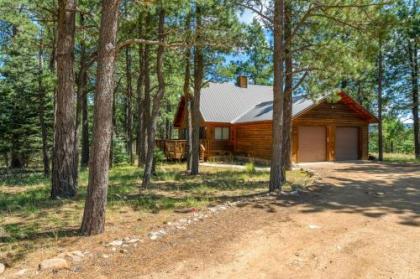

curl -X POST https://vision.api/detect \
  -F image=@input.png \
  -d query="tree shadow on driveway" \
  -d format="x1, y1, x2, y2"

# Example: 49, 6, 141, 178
240, 162, 420, 227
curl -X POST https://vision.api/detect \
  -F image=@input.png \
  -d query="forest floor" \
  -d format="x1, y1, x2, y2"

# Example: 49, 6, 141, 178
0, 163, 309, 277
1, 161, 419, 278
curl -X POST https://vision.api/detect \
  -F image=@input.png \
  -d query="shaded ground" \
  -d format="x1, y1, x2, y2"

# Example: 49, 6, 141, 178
0, 163, 308, 277
3, 161, 419, 278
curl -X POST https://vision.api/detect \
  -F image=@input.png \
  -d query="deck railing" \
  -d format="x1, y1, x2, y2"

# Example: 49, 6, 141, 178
156, 139, 208, 160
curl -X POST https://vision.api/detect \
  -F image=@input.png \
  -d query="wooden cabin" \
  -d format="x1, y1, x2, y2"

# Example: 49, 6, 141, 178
161, 76, 378, 163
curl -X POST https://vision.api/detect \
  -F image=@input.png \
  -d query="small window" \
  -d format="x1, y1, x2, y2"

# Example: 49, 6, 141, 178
215, 127, 229, 140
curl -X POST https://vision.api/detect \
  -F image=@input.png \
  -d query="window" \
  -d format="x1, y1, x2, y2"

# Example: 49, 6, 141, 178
215, 127, 229, 140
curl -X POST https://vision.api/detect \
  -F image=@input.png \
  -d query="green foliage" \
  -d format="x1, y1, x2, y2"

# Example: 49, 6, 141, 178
216, 19, 272, 85
245, 162, 256, 175
111, 136, 130, 165
369, 116, 414, 154
153, 148, 166, 165
0, 1, 54, 167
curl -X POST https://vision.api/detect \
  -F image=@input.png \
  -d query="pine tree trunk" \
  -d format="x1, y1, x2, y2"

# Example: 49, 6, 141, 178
80, 14, 90, 169
191, 5, 203, 176
142, 6, 166, 188
80, 0, 120, 236
269, 0, 285, 192
136, 18, 145, 166
282, 2, 292, 173
141, 44, 150, 166
76, 14, 89, 170
81, 86, 89, 167
165, 102, 171, 139
409, 40, 419, 159
51, 0, 77, 199
38, 36, 50, 177
377, 44, 384, 161
125, 47, 134, 164
182, 17, 193, 170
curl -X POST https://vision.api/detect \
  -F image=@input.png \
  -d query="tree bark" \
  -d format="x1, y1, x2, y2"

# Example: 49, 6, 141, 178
38, 35, 50, 177
269, 0, 285, 192
125, 47, 134, 164
51, 0, 77, 199
136, 16, 145, 167
282, 2, 293, 173
80, 0, 121, 236
377, 42, 384, 161
140, 13, 151, 166
80, 80, 90, 167
191, 5, 203, 176
141, 45, 150, 166
78, 13, 90, 170
142, 5, 166, 188
182, 13, 193, 171
408, 39, 419, 159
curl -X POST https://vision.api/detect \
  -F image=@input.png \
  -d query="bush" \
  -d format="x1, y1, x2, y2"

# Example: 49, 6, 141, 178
112, 136, 129, 165
245, 162, 256, 175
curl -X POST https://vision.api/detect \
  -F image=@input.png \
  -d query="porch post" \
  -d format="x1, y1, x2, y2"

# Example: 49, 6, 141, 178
326, 125, 336, 161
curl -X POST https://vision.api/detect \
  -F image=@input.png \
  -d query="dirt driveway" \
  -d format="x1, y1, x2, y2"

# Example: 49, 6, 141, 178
40, 162, 420, 279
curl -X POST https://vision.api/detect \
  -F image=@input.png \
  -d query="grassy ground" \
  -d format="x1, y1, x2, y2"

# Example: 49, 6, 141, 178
371, 152, 420, 163
0, 163, 310, 265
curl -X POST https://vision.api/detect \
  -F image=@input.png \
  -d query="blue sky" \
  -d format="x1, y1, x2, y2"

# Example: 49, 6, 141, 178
238, 9, 255, 24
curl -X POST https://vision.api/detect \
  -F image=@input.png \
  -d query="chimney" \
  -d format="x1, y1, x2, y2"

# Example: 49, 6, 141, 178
236, 76, 248, 88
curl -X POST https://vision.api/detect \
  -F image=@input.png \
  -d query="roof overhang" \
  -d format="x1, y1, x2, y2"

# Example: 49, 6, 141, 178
338, 91, 379, 123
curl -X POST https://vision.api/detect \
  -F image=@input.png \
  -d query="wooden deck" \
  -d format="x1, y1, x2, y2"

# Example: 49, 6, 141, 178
156, 140, 208, 161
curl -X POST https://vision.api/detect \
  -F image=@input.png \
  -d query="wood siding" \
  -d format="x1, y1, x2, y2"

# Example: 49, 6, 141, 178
172, 99, 372, 162
235, 123, 273, 159
232, 100, 371, 162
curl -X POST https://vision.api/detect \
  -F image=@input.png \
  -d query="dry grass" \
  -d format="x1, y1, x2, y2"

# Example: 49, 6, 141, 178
0, 163, 310, 266
371, 152, 420, 163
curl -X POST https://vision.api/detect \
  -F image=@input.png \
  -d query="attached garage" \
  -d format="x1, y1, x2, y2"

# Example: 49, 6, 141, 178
336, 127, 359, 161
298, 126, 326, 162
174, 81, 379, 163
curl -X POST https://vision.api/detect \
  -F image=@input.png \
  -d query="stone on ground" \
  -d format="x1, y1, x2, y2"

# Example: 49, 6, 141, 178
0, 263, 5, 274
39, 258, 69, 271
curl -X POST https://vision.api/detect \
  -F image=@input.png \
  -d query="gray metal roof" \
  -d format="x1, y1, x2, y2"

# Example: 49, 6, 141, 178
200, 82, 319, 124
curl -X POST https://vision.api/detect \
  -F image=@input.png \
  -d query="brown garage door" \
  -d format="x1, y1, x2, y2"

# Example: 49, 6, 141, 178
336, 127, 359, 161
298, 126, 326, 162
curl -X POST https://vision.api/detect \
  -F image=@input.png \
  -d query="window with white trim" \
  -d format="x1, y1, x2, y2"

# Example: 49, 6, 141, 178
215, 127, 229, 140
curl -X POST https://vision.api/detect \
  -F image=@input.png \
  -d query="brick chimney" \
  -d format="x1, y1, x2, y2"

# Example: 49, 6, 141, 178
236, 76, 248, 88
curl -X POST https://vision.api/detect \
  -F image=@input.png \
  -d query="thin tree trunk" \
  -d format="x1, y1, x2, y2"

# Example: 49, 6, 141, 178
165, 102, 171, 139
51, 0, 77, 199
409, 40, 419, 159
183, 13, 193, 171
191, 5, 203, 175
136, 17, 145, 167
110, 78, 122, 168
79, 14, 90, 168
142, 5, 166, 188
110, 84, 116, 168
38, 35, 50, 177
141, 46, 150, 165
80, 86, 89, 167
377, 42, 384, 161
75, 13, 89, 172
80, 0, 121, 236
269, 0, 285, 192
125, 47, 134, 164
282, 2, 292, 172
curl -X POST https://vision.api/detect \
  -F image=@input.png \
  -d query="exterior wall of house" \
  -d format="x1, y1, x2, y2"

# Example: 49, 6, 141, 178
293, 100, 370, 162
173, 99, 371, 162
234, 122, 272, 159
229, 100, 370, 162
